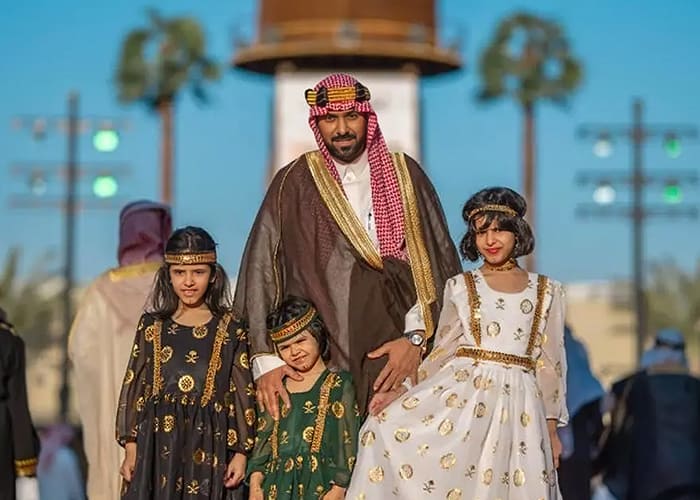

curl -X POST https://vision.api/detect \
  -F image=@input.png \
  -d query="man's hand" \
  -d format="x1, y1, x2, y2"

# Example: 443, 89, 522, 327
224, 452, 247, 488
256, 365, 303, 420
547, 420, 562, 468
119, 442, 137, 482
367, 335, 423, 393
368, 386, 408, 416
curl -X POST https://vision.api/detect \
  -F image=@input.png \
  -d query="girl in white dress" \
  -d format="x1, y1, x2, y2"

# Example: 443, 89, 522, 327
346, 187, 567, 500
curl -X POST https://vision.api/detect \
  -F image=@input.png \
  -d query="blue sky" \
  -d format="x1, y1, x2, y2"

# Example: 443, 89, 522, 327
1, 0, 698, 285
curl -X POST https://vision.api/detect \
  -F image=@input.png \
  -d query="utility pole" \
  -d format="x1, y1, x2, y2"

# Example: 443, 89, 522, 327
10, 91, 129, 420
576, 98, 698, 364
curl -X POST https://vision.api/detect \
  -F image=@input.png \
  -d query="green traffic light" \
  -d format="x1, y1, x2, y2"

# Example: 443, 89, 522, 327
664, 136, 682, 159
663, 184, 682, 204
93, 175, 118, 198
93, 129, 119, 152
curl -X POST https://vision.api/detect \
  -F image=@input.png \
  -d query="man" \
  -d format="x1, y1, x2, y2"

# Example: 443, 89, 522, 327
234, 73, 461, 417
597, 329, 700, 500
0, 308, 40, 500
68, 200, 171, 500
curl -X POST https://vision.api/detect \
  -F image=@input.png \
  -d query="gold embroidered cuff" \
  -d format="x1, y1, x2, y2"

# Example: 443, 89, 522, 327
15, 457, 38, 477
164, 251, 217, 265
467, 204, 518, 219
269, 308, 316, 343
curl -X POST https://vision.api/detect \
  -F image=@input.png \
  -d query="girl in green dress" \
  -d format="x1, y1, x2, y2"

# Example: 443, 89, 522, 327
247, 297, 361, 500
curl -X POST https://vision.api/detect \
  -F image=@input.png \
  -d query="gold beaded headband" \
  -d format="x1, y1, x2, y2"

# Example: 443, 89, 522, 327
269, 307, 317, 344
468, 204, 518, 220
164, 251, 217, 265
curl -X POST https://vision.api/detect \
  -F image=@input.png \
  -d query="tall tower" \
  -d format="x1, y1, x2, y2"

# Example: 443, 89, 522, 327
233, 0, 462, 175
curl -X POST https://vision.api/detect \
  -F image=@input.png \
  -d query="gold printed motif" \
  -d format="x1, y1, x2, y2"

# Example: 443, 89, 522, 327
332, 401, 345, 418
361, 430, 376, 447
310, 455, 319, 472
483, 468, 493, 485
227, 429, 238, 447
160, 346, 173, 363
474, 402, 487, 418
447, 488, 463, 500
245, 408, 255, 426
144, 325, 156, 342
192, 324, 208, 339
500, 408, 508, 423
302, 426, 315, 443
402, 396, 420, 410
520, 299, 534, 314
178, 375, 195, 393
486, 321, 501, 337
399, 464, 413, 479
454, 369, 470, 382
473, 375, 483, 390
438, 419, 454, 436
368, 466, 384, 483
513, 468, 526, 486
193, 448, 206, 465
445, 393, 459, 408
394, 428, 411, 443
185, 350, 199, 364
123, 369, 134, 384
239, 352, 249, 369
163, 415, 175, 433
520, 412, 531, 427
440, 452, 457, 469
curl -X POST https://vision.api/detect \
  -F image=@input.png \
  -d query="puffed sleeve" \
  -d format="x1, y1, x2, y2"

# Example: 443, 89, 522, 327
416, 276, 467, 383
227, 320, 256, 455
535, 282, 568, 426
115, 313, 153, 446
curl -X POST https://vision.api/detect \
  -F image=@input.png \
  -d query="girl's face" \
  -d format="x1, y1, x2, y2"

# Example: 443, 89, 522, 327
474, 217, 516, 266
169, 264, 212, 307
277, 330, 321, 373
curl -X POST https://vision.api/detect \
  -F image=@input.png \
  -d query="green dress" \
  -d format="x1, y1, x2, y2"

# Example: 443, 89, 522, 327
247, 369, 360, 499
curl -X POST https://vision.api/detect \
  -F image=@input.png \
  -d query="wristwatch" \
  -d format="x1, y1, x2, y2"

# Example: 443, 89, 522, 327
403, 330, 425, 347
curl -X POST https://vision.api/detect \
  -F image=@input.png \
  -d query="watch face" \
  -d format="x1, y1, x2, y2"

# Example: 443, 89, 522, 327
409, 333, 424, 346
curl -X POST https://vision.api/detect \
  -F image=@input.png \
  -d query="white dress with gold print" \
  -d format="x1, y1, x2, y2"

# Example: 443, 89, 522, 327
347, 270, 568, 499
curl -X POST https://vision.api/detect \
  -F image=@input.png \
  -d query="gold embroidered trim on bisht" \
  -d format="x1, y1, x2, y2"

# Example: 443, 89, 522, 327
393, 152, 438, 338
201, 313, 232, 406
306, 151, 383, 270
455, 346, 536, 371
15, 457, 38, 477
310, 372, 337, 453
152, 320, 163, 396
109, 261, 162, 282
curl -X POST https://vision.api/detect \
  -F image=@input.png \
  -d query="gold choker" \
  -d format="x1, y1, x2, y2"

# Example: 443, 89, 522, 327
483, 259, 517, 272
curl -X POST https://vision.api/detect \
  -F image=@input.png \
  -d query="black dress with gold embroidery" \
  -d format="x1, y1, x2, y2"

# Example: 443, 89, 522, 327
116, 312, 256, 499
246, 369, 360, 499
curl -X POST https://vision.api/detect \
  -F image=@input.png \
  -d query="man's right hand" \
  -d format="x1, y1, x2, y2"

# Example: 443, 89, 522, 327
256, 365, 302, 420
119, 442, 137, 482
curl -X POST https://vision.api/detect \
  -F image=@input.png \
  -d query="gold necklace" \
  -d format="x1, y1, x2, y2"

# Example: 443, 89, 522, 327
483, 258, 517, 272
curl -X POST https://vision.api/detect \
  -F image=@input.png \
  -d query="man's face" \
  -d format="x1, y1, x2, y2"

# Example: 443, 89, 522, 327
316, 110, 367, 163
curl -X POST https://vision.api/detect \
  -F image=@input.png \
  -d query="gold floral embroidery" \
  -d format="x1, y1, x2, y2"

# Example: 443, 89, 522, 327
227, 428, 238, 447
394, 428, 411, 442
399, 464, 413, 479
163, 415, 175, 433
402, 396, 420, 410
178, 375, 195, 393
160, 345, 173, 363
440, 452, 457, 469
302, 426, 314, 443
368, 466, 384, 483
486, 321, 501, 337
331, 401, 345, 418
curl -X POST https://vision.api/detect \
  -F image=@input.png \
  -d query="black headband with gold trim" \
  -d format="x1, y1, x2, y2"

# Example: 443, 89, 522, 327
468, 204, 518, 220
269, 307, 318, 344
305, 82, 371, 107
164, 251, 217, 265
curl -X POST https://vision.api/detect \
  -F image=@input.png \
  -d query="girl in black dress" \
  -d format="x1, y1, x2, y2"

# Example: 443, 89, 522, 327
116, 226, 255, 499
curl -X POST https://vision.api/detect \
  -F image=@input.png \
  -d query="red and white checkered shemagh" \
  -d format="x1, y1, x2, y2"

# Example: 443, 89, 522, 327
307, 73, 407, 261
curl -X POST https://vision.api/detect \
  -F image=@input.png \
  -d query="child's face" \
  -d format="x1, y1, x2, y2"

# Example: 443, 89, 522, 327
277, 330, 321, 372
168, 264, 212, 307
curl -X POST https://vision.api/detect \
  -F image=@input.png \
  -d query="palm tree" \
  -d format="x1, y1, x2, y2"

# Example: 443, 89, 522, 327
476, 12, 582, 271
0, 248, 62, 354
115, 9, 220, 204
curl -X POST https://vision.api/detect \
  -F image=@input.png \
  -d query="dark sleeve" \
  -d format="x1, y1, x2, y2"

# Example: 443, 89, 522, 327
232, 161, 298, 360
115, 313, 152, 446
245, 411, 275, 479
227, 321, 256, 455
7, 334, 40, 477
327, 373, 361, 489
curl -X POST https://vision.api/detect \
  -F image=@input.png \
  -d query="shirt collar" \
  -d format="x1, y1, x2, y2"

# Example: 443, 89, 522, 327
333, 151, 369, 180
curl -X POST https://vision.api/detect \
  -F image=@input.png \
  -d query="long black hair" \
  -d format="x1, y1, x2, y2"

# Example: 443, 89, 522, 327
459, 187, 535, 262
148, 226, 231, 319
266, 296, 332, 362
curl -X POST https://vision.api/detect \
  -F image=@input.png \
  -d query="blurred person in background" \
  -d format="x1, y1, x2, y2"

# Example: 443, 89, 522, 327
37, 423, 85, 500
68, 200, 171, 500
558, 325, 605, 500
0, 308, 40, 500
596, 328, 700, 500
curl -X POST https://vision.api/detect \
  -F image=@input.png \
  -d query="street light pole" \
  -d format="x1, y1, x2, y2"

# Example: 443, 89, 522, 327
631, 99, 646, 362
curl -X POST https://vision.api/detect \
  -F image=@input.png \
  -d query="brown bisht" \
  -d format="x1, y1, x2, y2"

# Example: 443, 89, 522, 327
233, 151, 461, 414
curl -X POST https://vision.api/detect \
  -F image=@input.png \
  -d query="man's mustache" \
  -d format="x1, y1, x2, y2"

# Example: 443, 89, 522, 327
332, 133, 356, 142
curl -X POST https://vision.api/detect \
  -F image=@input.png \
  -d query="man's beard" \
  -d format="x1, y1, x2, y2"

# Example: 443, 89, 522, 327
325, 134, 366, 163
